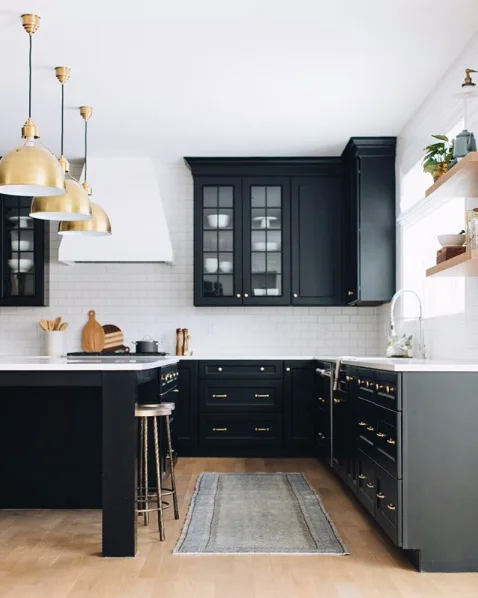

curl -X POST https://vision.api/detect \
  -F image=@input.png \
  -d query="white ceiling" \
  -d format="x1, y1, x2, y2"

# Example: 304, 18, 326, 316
1, 0, 477, 161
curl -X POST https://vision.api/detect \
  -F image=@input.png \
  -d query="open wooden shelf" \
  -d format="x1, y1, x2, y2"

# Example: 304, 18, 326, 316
425, 152, 478, 200
426, 249, 478, 277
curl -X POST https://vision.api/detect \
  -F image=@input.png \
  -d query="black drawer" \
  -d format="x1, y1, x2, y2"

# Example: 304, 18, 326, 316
199, 360, 283, 379
376, 371, 400, 410
199, 379, 282, 412
356, 449, 376, 517
375, 463, 402, 546
199, 414, 282, 447
357, 397, 401, 478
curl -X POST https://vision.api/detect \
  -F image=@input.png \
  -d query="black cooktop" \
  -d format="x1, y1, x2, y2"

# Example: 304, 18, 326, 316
67, 351, 169, 357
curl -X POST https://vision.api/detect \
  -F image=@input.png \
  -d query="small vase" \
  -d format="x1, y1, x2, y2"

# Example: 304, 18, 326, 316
43, 331, 66, 357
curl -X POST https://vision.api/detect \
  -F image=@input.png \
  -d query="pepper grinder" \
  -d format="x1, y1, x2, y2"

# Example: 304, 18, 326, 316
175, 328, 184, 356
182, 328, 189, 356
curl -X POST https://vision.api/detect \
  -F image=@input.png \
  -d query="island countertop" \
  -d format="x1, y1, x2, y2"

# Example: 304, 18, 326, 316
0, 356, 179, 371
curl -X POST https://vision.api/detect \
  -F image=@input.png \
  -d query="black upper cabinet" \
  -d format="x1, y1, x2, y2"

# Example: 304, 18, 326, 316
342, 138, 396, 306
0, 194, 48, 306
291, 173, 342, 305
186, 157, 343, 307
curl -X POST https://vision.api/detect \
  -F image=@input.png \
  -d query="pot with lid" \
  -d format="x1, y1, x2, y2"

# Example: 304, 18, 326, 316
132, 335, 160, 353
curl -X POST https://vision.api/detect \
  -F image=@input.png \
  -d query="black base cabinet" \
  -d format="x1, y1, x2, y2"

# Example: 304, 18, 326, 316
176, 360, 199, 455
327, 365, 478, 573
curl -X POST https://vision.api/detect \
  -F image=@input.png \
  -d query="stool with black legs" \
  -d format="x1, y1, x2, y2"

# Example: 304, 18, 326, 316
135, 402, 179, 541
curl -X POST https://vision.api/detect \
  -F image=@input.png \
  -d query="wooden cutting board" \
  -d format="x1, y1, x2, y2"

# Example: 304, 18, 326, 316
102, 324, 130, 353
81, 310, 105, 353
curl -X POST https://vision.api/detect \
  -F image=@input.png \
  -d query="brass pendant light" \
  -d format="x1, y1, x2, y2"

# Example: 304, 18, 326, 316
0, 14, 65, 196
58, 107, 112, 236
31, 67, 92, 220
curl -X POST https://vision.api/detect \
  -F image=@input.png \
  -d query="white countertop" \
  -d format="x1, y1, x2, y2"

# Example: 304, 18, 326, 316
177, 355, 339, 361
341, 357, 478, 372
0, 356, 179, 371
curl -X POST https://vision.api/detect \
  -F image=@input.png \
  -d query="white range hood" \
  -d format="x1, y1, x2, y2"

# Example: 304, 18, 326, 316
58, 158, 173, 263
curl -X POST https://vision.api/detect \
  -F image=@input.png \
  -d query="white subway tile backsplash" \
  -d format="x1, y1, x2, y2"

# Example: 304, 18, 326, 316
0, 163, 383, 357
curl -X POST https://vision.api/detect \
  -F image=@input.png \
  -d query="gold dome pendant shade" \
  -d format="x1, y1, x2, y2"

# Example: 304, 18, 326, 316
0, 15, 66, 197
30, 67, 92, 221
58, 107, 112, 236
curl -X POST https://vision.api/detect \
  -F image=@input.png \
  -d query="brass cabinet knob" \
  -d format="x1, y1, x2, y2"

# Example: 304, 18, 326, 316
293, 293, 298, 298
236, 293, 242, 298
333, 398, 342, 404
172, 388, 179, 393
366, 426, 375, 431
347, 290, 354, 296
386, 438, 396, 445
218, 367, 223, 372
366, 482, 375, 489
318, 397, 325, 403
244, 293, 249, 298
358, 474, 367, 479
260, 367, 265, 371
387, 503, 396, 511
377, 492, 385, 499
358, 421, 367, 426
286, 367, 291, 372
376, 432, 387, 438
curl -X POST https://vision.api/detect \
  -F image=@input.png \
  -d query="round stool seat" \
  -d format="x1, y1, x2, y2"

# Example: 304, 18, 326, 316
159, 402, 175, 410
135, 404, 171, 418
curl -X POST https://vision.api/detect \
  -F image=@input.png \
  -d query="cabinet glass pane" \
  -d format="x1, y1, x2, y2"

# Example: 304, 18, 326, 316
248, 186, 283, 298
201, 186, 235, 298
2, 196, 36, 298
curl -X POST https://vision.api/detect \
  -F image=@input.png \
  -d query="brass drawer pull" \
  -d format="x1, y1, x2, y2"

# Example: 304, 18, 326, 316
358, 421, 368, 426
317, 432, 324, 438
366, 482, 375, 489
318, 397, 326, 403
387, 503, 396, 511
376, 432, 387, 438
358, 474, 367, 480
366, 426, 375, 431
333, 398, 342, 404
212, 394, 227, 399
377, 492, 385, 499
212, 427, 227, 432
387, 438, 396, 445
255, 427, 270, 432
255, 394, 270, 398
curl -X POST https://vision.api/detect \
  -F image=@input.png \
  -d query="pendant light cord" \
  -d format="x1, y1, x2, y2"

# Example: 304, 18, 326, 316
60, 83, 65, 156
28, 34, 33, 118
84, 120, 88, 182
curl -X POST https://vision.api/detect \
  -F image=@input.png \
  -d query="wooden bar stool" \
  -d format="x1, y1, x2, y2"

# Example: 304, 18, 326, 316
135, 403, 179, 541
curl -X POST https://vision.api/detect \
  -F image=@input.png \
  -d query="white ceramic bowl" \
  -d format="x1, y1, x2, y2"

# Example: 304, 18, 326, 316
12, 240, 32, 251
207, 214, 230, 228
204, 258, 218, 273
252, 241, 280, 251
219, 261, 233, 273
8, 258, 34, 273
437, 234, 465, 247
9, 216, 32, 229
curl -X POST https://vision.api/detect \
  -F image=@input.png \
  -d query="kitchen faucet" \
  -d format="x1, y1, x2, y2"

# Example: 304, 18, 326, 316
388, 289, 427, 359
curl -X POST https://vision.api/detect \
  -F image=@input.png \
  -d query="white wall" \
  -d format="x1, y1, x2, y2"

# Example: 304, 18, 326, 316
382, 33, 478, 360
0, 162, 381, 357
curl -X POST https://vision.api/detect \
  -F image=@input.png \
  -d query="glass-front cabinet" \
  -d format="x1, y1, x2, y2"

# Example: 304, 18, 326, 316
242, 178, 290, 305
0, 194, 48, 306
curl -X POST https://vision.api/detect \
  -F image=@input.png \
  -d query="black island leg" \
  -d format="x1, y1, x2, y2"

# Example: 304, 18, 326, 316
102, 371, 138, 557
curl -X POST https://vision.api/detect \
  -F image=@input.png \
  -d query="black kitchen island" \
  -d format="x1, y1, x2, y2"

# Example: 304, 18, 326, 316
0, 356, 178, 557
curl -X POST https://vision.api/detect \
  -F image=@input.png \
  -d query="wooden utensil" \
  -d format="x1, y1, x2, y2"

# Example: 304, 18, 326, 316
81, 310, 105, 353
102, 324, 129, 353
176, 328, 184, 356
53, 316, 62, 331
48, 320, 54, 331
59, 322, 69, 331
39, 319, 49, 332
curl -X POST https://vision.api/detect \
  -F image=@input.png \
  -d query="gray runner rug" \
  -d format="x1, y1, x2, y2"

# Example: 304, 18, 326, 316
174, 472, 348, 555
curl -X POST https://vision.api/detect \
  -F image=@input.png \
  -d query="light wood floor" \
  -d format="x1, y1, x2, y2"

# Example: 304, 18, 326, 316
1, 458, 478, 597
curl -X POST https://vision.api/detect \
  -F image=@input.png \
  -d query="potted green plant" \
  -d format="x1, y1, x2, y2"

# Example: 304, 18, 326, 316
422, 135, 455, 182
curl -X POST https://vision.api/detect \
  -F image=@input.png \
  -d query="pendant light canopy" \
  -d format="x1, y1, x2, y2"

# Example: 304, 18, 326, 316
31, 67, 92, 221
0, 14, 65, 197
58, 107, 112, 236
